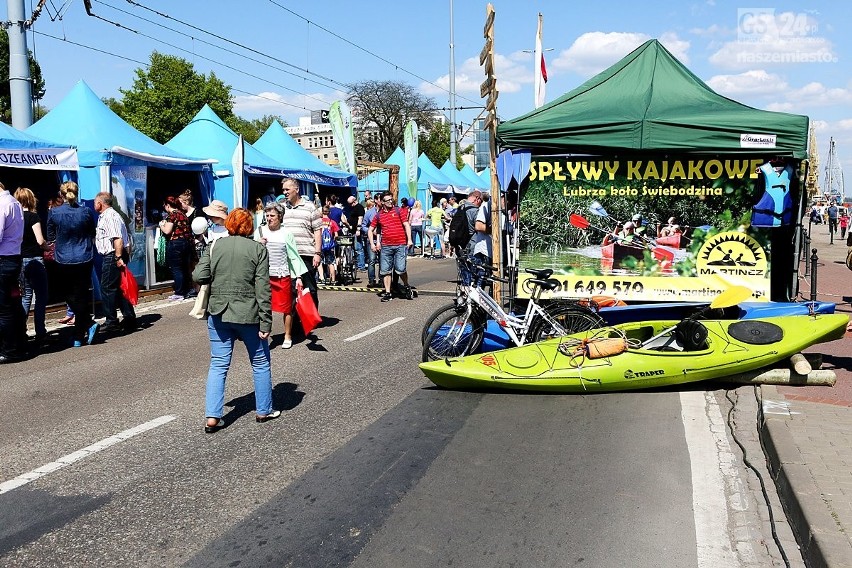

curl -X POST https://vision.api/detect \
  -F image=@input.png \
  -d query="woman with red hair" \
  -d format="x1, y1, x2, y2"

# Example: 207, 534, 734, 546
192, 208, 279, 433
159, 195, 193, 300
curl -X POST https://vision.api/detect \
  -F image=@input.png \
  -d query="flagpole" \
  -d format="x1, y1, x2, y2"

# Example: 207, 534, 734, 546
449, 0, 457, 165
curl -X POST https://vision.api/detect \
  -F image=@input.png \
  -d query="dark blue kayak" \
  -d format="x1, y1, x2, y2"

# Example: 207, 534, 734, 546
480, 300, 835, 353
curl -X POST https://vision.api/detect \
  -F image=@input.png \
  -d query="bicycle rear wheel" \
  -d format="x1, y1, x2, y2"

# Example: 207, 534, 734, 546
527, 303, 605, 343
421, 308, 486, 362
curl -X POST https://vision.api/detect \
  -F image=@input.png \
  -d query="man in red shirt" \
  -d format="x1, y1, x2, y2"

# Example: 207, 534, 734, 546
368, 191, 413, 301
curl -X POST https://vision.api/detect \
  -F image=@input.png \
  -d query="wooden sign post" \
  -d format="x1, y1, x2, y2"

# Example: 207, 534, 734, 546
482, 3, 502, 302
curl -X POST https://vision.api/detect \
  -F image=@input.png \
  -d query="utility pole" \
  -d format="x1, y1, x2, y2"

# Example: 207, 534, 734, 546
448, 0, 457, 165
6, 0, 34, 128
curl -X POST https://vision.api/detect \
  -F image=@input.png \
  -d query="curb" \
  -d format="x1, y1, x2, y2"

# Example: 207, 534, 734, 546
759, 385, 852, 568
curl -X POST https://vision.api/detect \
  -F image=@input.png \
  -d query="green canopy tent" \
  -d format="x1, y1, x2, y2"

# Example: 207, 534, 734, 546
497, 39, 808, 157
495, 39, 811, 301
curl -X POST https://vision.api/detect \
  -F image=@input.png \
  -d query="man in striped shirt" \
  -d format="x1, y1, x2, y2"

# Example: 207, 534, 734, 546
94, 192, 136, 333
280, 177, 322, 309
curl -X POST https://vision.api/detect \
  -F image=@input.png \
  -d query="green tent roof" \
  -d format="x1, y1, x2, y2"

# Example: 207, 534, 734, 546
497, 40, 808, 158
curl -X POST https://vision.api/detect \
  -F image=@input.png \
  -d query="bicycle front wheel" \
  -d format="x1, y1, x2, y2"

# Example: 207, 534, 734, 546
421, 301, 464, 345
421, 308, 486, 362
527, 303, 605, 343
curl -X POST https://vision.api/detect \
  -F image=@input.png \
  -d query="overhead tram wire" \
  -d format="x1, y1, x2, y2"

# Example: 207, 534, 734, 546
80, 3, 335, 109
266, 0, 482, 107
97, 0, 341, 93
120, 0, 348, 90
32, 30, 320, 113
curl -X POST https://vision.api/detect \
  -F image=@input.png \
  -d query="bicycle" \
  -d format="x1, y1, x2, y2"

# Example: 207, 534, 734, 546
335, 231, 357, 285
421, 255, 604, 362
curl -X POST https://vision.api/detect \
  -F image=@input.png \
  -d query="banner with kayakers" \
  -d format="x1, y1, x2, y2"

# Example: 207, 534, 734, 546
518, 155, 800, 302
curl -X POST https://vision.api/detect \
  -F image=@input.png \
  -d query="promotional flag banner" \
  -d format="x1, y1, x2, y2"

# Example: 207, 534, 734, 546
404, 120, 419, 195
534, 13, 548, 109
329, 100, 356, 174
231, 134, 244, 209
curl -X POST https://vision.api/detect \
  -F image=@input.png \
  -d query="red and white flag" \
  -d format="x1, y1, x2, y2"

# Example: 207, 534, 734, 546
534, 13, 548, 109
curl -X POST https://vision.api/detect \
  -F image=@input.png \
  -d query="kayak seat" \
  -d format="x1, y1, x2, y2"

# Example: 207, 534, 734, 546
525, 268, 554, 280
675, 319, 708, 351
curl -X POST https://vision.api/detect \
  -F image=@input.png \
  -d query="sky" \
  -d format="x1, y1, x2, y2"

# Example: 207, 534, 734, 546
14, 0, 852, 186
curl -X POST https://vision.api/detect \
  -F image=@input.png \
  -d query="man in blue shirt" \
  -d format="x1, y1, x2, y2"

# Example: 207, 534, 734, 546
0, 182, 26, 362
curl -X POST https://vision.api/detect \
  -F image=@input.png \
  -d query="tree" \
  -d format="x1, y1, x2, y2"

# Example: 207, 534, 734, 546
0, 28, 46, 124
419, 122, 469, 169
226, 114, 288, 145
347, 80, 437, 162
114, 52, 233, 143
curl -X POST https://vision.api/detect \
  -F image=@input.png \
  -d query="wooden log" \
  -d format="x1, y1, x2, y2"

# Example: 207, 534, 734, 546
790, 353, 812, 375
721, 368, 836, 386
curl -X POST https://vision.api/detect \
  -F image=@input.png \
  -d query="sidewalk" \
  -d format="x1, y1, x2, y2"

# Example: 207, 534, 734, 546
759, 222, 852, 567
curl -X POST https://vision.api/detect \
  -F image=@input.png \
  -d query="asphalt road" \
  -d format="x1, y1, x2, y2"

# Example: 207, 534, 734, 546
0, 284, 793, 567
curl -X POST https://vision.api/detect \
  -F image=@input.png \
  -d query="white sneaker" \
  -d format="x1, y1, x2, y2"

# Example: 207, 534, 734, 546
281, 339, 293, 349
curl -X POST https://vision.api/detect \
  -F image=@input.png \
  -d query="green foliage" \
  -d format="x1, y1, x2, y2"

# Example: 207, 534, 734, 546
0, 28, 47, 123
347, 80, 437, 162
226, 115, 287, 145
114, 52, 233, 143
418, 122, 469, 169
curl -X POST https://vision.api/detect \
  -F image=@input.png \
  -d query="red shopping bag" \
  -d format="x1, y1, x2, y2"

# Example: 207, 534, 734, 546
120, 267, 140, 306
295, 287, 321, 335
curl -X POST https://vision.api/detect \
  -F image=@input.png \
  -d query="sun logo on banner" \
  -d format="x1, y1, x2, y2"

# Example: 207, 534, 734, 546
697, 232, 767, 277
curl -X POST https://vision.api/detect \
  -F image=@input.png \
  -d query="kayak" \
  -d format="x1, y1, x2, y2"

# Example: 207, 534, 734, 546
420, 313, 848, 392
654, 234, 686, 248
479, 300, 836, 351
601, 241, 669, 262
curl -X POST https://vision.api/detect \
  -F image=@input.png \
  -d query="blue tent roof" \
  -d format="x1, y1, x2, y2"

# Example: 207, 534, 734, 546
459, 163, 488, 189
254, 121, 356, 187
167, 105, 285, 176
358, 147, 404, 193
0, 121, 72, 150
478, 166, 491, 186
418, 153, 455, 194
439, 160, 473, 194
26, 80, 210, 167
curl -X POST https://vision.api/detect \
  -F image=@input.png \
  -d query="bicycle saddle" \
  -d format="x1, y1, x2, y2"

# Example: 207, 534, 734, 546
528, 278, 560, 291
525, 268, 554, 279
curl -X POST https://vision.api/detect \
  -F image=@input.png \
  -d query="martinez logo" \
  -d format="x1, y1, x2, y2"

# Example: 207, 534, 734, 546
624, 369, 665, 379
697, 232, 768, 278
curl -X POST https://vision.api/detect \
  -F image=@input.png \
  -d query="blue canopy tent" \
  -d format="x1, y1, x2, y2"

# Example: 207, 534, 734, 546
167, 105, 288, 211
439, 160, 474, 197
27, 80, 216, 287
478, 166, 491, 187
459, 163, 488, 190
254, 121, 356, 203
358, 147, 404, 198
418, 153, 455, 206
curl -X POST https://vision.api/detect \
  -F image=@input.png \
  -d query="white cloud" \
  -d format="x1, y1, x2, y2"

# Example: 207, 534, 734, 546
421, 51, 529, 98
764, 102, 795, 112
784, 82, 852, 106
550, 31, 689, 77
689, 24, 730, 38
708, 11, 837, 69
810, 119, 829, 132
836, 119, 852, 131
705, 69, 789, 96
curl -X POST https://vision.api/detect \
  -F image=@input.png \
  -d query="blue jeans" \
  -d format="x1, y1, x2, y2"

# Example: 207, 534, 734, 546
409, 225, 424, 254
205, 314, 273, 418
166, 238, 191, 296
355, 235, 366, 269
379, 244, 407, 276
21, 256, 48, 336
366, 242, 378, 282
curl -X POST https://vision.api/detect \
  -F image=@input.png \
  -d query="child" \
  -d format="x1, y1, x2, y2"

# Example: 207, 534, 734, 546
320, 205, 339, 284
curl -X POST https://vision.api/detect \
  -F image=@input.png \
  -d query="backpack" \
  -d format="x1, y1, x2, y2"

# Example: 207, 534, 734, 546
448, 203, 475, 248
321, 226, 335, 251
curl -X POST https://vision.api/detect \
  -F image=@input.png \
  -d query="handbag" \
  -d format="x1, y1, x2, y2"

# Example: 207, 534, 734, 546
156, 233, 167, 266
189, 238, 217, 319
43, 241, 56, 262
120, 267, 140, 306
295, 287, 322, 335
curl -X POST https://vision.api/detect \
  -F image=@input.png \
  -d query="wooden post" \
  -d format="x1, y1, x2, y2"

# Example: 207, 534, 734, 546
482, 3, 502, 303
388, 165, 400, 203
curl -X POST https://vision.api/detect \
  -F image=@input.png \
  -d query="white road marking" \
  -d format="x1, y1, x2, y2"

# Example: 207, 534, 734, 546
344, 317, 405, 341
0, 415, 177, 495
680, 391, 739, 567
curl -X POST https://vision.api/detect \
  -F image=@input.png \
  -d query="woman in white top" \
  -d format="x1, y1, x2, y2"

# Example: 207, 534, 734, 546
257, 201, 307, 349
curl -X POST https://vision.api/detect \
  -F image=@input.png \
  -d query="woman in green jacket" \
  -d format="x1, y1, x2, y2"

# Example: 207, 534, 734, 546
193, 208, 279, 433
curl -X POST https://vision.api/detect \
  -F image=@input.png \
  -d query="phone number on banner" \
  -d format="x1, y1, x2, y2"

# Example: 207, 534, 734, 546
517, 274, 767, 303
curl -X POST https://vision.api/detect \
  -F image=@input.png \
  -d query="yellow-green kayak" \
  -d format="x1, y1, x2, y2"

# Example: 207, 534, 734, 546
419, 314, 848, 392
